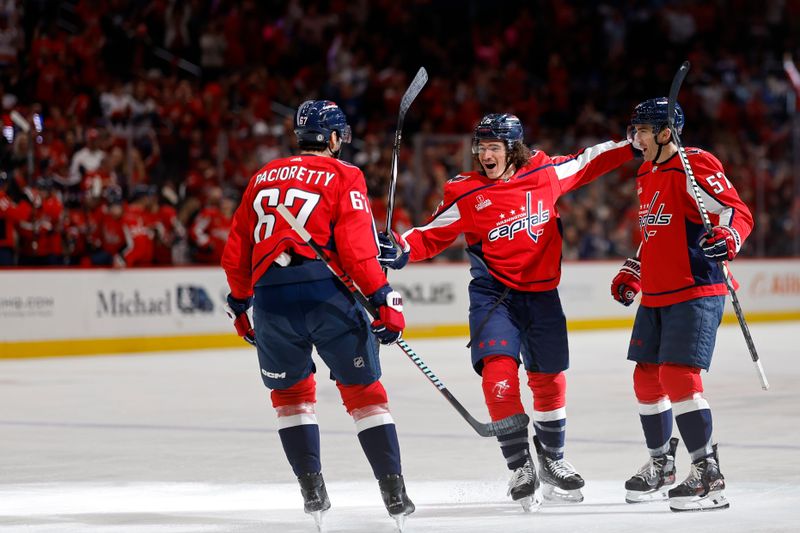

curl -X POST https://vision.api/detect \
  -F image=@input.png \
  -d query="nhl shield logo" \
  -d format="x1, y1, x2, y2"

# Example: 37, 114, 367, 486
353, 356, 365, 368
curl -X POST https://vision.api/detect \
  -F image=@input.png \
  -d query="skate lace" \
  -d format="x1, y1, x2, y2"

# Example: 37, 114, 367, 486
632, 456, 663, 481
509, 461, 534, 489
547, 457, 579, 480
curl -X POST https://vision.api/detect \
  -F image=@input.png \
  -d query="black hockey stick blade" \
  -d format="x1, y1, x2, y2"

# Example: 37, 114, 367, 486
667, 61, 690, 130
397, 67, 428, 132
276, 203, 531, 435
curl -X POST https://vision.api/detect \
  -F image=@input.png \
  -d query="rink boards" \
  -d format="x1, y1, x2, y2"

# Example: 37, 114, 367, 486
1, 259, 798, 358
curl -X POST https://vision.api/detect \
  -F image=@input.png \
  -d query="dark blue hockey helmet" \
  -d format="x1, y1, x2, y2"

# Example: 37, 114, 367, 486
631, 97, 684, 135
294, 100, 352, 147
472, 113, 524, 154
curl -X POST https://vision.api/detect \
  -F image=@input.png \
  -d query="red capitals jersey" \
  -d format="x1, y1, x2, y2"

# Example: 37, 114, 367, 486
636, 148, 753, 307
222, 154, 387, 299
121, 204, 155, 266
190, 205, 232, 264
404, 140, 634, 291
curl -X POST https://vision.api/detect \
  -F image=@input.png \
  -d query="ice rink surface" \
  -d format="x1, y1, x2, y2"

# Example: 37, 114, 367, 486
2, 322, 799, 532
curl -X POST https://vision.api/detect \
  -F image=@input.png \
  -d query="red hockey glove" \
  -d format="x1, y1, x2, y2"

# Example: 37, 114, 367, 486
368, 284, 405, 345
225, 294, 256, 346
377, 230, 410, 270
611, 258, 641, 307
699, 226, 740, 261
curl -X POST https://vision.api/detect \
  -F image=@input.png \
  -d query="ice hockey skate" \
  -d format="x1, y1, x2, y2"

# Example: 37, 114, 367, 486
378, 473, 415, 531
298, 472, 331, 531
625, 437, 679, 503
533, 436, 584, 503
507, 456, 543, 512
668, 444, 729, 512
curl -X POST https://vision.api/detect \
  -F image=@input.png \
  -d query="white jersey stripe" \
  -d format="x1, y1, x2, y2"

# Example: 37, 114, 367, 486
402, 203, 461, 240
553, 139, 629, 181
686, 174, 733, 225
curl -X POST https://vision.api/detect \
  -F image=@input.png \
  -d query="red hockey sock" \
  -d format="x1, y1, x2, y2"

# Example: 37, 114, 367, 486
633, 362, 668, 403
659, 363, 704, 402
481, 355, 523, 421
271, 374, 316, 408
527, 371, 566, 413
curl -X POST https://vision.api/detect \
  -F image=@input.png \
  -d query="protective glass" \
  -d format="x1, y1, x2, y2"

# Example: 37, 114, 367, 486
339, 125, 352, 144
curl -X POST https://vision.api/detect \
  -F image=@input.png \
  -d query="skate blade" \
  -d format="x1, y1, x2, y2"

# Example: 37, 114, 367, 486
669, 490, 730, 512
625, 488, 669, 504
308, 509, 328, 531
516, 488, 544, 513
392, 513, 407, 532
542, 483, 583, 504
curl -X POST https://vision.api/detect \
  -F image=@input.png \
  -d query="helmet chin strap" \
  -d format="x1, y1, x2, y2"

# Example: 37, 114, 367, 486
328, 133, 341, 159
652, 127, 673, 164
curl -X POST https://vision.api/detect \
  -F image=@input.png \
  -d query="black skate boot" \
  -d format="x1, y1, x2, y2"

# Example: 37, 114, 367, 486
298, 472, 331, 530
668, 444, 729, 512
378, 474, 415, 531
533, 436, 584, 503
625, 437, 679, 503
507, 456, 542, 512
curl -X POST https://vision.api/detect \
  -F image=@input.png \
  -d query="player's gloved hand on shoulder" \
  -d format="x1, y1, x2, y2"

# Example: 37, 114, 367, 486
699, 226, 740, 261
611, 258, 641, 307
368, 284, 405, 345
225, 293, 256, 346
377, 230, 410, 270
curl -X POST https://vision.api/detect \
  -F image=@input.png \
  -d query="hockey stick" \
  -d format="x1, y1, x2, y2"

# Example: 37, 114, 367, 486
276, 203, 529, 437
384, 67, 428, 258
667, 61, 769, 391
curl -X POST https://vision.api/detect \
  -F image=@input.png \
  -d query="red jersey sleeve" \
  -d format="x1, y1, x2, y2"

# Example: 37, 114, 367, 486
683, 151, 754, 251
331, 168, 387, 297
402, 178, 467, 261
221, 192, 255, 299
550, 140, 634, 195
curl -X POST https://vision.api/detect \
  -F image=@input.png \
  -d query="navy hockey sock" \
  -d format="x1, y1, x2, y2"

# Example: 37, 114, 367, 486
532, 418, 565, 460
278, 424, 321, 476
638, 398, 674, 456
498, 428, 530, 470
673, 395, 714, 461
357, 424, 402, 478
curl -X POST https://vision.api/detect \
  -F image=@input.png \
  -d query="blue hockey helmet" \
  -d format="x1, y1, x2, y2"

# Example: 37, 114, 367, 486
472, 113, 524, 154
294, 100, 352, 147
630, 97, 684, 135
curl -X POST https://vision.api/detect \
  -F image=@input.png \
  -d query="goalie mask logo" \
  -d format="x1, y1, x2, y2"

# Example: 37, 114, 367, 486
487, 191, 550, 243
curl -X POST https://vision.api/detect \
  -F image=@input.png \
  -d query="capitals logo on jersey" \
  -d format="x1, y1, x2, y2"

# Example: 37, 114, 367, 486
487, 191, 550, 243
639, 190, 672, 241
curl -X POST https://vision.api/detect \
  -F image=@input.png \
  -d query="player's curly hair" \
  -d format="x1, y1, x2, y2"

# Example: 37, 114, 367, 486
474, 142, 532, 176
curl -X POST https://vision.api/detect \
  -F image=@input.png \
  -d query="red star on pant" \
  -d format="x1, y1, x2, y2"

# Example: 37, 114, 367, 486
478, 342, 485, 348
488, 339, 496, 346
500, 339, 508, 346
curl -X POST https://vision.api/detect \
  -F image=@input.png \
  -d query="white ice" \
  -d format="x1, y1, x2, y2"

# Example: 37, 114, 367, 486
2, 322, 799, 532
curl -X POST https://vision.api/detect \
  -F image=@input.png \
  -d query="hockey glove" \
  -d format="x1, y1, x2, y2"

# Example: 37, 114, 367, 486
699, 226, 740, 261
224, 294, 256, 346
377, 230, 410, 270
611, 258, 641, 307
368, 284, 405, 345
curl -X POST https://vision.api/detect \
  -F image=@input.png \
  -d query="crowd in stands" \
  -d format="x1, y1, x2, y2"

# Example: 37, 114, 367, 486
1, 0, 798, 267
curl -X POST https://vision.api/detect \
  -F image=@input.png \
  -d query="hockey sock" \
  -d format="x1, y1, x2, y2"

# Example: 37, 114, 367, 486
354, 409, 402, 478
482, 356, 530, 469
338, 381, 401, 477
661, 364, 713, 462
272, 375, 320, 476
276, 403, 321, 476
528, 371, 566, 460
633, 363, 673, 456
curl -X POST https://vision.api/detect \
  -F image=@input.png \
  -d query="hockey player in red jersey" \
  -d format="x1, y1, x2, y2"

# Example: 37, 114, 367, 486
611, 98, 753, 512
221, 100, 414, 529
379, 113, 635, 510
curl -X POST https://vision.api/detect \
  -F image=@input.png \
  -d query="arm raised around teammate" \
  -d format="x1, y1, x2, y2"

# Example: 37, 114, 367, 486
550, 139, 635, 196
400, 181, 468, 262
